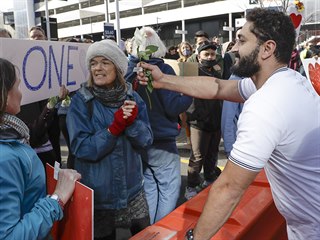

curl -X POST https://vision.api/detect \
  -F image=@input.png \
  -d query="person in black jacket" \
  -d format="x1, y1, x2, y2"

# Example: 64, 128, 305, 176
185, 41, 222, 200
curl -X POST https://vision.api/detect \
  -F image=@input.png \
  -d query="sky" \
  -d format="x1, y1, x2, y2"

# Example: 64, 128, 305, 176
0, 0, 14, 12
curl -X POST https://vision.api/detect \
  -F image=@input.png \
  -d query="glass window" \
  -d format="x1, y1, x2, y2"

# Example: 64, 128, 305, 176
56, 4, 79, 14
57, 19, 80, 29
120, 8, 142, 18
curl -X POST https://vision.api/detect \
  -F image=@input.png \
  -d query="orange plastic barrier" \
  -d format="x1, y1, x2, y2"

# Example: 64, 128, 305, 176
131, 170, 287, 240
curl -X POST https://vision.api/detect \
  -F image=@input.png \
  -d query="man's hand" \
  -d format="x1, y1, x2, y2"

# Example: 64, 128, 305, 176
136, 62, 164, 89
213, 64, 221, 72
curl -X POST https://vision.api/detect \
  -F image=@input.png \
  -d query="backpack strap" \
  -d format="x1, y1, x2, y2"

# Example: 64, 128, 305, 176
86, 99, 94, 120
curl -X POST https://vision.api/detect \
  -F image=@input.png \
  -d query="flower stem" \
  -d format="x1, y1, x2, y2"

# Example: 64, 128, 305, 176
145, 88, 152, 110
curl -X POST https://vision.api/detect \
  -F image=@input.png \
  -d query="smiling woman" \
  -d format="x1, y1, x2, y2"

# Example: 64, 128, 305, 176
66, 39, 153, 239
89, 57, 118, 88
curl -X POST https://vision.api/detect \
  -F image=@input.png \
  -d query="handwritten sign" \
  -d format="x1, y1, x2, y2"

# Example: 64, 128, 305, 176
301, 57, 320, 96
0, 38, 89, 105
46, 164, 94, 240
287, 3, 304, 41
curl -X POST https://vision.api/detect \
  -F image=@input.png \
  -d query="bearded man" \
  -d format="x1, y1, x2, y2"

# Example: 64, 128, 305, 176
136, 8, 320, 240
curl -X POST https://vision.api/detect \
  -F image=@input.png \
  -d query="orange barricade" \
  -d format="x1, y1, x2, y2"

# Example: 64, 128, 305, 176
131, 170, 287, 240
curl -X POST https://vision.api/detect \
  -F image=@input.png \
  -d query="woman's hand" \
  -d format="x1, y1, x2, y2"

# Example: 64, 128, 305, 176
122, 100, 138, 126
122, 100, 136, 119
53, 169, 81, 206
59, 85, 69, 100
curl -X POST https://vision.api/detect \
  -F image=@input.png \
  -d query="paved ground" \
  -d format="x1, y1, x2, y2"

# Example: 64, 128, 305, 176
176, 128, 227, 206
60, 128, 228, 239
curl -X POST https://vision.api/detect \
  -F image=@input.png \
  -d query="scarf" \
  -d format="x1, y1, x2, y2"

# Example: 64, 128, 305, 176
0, 113, 30, 144
91, 82, 126, 108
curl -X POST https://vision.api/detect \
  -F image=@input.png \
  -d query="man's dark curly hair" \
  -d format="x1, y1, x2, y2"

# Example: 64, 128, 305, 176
246, 8, 295, 64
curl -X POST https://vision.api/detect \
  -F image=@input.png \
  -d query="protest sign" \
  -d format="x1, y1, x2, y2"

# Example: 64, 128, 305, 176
287, 1, 305, 41
0, 38, 89, 105
301, 57, 320, 96
46, 164, 94, 240
104, 22, 115, 39
164, 59, 198, 76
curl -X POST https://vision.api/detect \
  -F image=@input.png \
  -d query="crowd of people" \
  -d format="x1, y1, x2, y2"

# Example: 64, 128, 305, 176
0, 6, 319, 240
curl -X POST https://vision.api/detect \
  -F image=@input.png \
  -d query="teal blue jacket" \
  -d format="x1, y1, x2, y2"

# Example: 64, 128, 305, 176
0, 137, 62, 239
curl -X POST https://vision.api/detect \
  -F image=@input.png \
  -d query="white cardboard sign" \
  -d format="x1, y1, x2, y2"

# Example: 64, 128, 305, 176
0, 38, 90, 105
287, 3, 304, 41
301, 57, 320, 95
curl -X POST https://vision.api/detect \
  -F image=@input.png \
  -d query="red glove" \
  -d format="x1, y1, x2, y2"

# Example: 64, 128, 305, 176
126, 105, 138, 126
108, 108, 126, 136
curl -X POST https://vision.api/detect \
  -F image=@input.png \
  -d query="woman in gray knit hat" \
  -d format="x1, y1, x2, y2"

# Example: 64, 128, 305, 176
66, 39, 153, 239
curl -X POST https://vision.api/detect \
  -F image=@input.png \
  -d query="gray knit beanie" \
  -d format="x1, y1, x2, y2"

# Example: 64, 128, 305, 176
86, 39, 128, 74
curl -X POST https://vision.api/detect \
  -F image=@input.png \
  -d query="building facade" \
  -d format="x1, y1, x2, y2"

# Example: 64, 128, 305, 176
1, 0, 319, 45
33, 0, 250, 45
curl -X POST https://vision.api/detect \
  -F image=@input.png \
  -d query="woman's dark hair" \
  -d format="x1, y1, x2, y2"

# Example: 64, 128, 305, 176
0, 58, 17, 121
246, 8, 295, 64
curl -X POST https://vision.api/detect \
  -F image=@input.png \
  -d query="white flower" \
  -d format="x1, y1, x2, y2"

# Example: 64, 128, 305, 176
133, 28, 147, 49
132, 27, 159, 96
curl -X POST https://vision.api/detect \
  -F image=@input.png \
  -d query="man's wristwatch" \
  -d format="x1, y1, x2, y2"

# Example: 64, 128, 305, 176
48, 193, 65, 210
185, 229, 194, 240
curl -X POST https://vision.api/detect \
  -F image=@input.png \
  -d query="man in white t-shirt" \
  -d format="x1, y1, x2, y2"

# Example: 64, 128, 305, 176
136, 8, 320, 240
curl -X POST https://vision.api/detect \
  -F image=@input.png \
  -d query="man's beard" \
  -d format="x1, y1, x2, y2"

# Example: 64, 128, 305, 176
231, 45, 261, 78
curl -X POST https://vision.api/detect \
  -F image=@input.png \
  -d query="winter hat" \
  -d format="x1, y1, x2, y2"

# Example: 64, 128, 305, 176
197, 40, 217, 53
86, 39, 128, 74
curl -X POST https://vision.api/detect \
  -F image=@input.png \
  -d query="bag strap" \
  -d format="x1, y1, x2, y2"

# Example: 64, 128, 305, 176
86, 100, 93, 120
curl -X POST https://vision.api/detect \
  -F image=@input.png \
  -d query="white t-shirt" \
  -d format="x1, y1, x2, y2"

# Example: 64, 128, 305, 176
229, 68, 320, 239
237, 77, 256, 101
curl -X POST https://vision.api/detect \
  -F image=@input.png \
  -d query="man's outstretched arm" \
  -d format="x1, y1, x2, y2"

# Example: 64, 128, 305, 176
193, 161, 259, 240
137, 62, 244, 102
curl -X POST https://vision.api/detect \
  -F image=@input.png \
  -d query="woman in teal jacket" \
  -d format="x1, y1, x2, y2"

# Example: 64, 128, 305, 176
66, 39, 153, 239
0, 58, 81, 239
